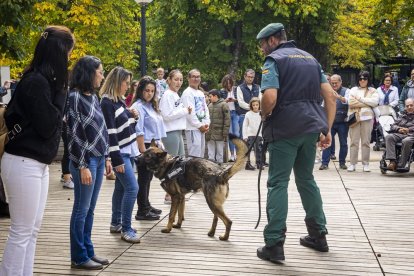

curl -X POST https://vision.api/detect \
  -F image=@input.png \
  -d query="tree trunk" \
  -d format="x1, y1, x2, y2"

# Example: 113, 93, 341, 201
228, 21, 243, 76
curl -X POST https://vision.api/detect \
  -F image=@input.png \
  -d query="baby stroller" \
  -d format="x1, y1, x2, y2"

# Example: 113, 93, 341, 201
372, 105, 397, 151
379, 142, 414, 174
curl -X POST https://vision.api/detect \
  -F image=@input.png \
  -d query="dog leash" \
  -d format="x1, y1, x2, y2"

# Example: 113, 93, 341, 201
243, 121, 265, 229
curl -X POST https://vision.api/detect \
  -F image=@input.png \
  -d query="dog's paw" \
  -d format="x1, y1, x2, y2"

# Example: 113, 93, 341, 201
207, 231, 215, 237
219, 235, 229, 241
172, 223, 181, 229
161, 228, 172, 233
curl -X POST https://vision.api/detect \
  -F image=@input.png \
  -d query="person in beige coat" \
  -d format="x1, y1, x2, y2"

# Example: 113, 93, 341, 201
347, 71, 379, 172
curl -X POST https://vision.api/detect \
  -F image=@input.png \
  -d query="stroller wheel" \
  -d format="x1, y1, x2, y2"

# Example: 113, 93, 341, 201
380, 168, 387, 174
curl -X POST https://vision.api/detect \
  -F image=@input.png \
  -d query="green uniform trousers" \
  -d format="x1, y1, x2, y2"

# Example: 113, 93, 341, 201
264, 133, 327, 246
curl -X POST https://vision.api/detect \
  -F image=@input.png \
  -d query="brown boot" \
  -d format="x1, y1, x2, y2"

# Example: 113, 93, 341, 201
387, 160, 397, 171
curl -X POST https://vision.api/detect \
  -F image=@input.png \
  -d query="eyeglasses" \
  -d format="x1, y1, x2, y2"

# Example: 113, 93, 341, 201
359, 77, 368, 81
190, 75, 201, 79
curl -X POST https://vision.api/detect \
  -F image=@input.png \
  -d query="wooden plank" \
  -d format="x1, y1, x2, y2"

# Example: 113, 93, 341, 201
1, 152, 412, 275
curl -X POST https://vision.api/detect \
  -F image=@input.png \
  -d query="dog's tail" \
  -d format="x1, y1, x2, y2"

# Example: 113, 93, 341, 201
224, 136, 248, 180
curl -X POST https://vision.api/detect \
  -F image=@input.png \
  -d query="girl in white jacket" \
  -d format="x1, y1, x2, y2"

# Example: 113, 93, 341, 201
159, 69, 192, 156
159, 69, 191, 203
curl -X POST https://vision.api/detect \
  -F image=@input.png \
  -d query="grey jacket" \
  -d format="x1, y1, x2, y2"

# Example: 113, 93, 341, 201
398, 80, 414, 112
389, 111, 414, 136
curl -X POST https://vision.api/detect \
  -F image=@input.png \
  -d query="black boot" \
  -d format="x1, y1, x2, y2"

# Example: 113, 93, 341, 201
245, 161, 255, 171
257, 242, 285, 262
300, 235, 329, 252
301, 218, 329, 252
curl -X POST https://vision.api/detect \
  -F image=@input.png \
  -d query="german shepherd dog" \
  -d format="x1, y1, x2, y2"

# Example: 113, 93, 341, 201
141, 137, 248, 241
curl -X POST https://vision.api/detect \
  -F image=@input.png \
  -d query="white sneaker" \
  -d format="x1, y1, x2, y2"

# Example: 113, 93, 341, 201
347, 164, 356, 172
363, 165, 370, 172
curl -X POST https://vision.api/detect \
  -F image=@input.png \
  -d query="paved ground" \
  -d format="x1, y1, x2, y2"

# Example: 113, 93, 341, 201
0, 146, 413, 275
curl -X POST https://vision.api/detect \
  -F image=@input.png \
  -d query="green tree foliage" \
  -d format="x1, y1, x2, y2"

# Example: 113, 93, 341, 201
148, 0, 341, 85
1, 0, 141, 78
0, 0, 412, 82
0, 0, 38, 60
371, 0, 414, 61
330, 0, 377, 68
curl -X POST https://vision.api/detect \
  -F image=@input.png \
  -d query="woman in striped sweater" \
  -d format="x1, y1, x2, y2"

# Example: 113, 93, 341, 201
100, 67, 140, 243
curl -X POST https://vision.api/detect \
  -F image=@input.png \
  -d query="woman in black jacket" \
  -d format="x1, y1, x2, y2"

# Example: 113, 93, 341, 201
0, 26, 74, 275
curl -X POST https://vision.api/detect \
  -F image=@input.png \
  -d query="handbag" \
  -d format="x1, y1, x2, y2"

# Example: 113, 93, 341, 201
346, 112, 360, 128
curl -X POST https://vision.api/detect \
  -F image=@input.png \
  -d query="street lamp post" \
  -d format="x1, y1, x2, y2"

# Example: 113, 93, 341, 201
135, 0, 153, 77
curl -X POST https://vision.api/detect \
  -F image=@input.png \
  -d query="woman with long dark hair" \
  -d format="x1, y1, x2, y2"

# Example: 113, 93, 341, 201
0, 26, 75, 275
131, 76, 166, 219
220, 74, 239, 161
67, 56, 111, 270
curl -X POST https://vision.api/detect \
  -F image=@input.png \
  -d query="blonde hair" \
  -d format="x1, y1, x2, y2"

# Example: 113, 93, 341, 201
99, 66, 132, 102
157, 67, 164, 73
249, 97, 260, 111
166, 69, 182, 86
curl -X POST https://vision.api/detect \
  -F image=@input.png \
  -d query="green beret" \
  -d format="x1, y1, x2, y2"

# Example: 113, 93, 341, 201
256, 23, 284, 40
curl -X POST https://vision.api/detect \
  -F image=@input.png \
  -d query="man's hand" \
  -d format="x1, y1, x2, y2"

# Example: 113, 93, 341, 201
319, 132, 332, 149
399, 128, 409, 135
261, 89, 277, 121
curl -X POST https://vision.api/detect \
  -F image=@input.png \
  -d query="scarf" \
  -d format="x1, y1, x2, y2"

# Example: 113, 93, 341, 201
381, 85, 391, 105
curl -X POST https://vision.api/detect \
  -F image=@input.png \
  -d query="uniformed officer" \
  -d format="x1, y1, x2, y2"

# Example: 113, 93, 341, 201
256, 23, 336, 263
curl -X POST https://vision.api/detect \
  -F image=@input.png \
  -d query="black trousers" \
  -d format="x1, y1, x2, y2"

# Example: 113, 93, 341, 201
247, 136, 264, 165
135, 143, 153, 213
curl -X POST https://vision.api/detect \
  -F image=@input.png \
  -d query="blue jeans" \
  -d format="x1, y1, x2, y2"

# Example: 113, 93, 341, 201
69, 156, 104, 265
111, 154, 139, 233
228, 110, 240, 155
238, 114, 245, 140
322, 122, 349, 165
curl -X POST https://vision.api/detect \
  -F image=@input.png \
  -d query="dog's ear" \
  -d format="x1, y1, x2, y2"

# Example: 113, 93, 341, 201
157, 151, 168, 159
150, 139, 157, 147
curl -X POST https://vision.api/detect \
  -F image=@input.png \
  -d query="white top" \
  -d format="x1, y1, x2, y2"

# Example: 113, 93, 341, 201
242, 111, 262, 139
376, 85, 399, 107
236, 84, 262, 112
159, 89, 187, 132
225, 89, 236, 111
181, 86, 210, 130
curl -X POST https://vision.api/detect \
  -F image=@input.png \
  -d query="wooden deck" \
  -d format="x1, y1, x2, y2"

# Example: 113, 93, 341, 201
1, 149, 413, 275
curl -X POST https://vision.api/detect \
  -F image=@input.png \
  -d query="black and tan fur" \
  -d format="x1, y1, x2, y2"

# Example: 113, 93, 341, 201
141, 138, 248, 241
